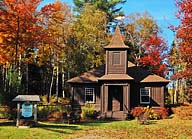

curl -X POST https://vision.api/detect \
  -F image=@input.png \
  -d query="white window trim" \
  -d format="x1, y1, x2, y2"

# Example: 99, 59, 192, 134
140, 87, 150, 104
85, 88, 95, 103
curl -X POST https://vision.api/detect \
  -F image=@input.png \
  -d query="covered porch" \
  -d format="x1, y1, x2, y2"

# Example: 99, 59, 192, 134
100, 83, 130, 120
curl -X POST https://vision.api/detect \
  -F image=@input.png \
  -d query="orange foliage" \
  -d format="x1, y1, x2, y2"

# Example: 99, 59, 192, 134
0, 0, 64, 65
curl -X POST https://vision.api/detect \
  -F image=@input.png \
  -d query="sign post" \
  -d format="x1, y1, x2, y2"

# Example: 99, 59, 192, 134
12, 95, 40, 127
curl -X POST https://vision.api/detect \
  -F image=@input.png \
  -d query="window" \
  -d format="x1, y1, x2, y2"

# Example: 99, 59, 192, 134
140, 88, 150, 104
112, 52, 120, 65
85, 88, 95, 103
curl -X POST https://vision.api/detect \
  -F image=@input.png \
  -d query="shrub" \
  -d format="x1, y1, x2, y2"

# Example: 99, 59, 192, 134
37, 104, 71, 120
48, 111, 63, 120
0, 106, 11, 119
154, 107, 169, 119
131, 106, 169, 120
81, 103, 98, 120
37, 106, 49, 120
41, 95, 71, 105
174, 104, 192, 120
58, 98, 70, 105
131, 107, 144, 117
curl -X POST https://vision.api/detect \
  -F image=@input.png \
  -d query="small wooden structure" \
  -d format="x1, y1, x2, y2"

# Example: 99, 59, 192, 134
67, 26, 169, 120
12, 95, 40, 127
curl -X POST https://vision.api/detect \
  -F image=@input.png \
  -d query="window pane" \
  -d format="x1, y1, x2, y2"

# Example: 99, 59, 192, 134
140, 88, 150, 104
141, 96, 150, 103
86, 95, 93, 102
85, 88, 95, 103
141, 91, 149, 96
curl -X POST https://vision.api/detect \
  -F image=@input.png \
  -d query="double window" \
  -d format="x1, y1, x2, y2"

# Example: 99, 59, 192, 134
140, 88, 150, 104
85, 88, 95, 103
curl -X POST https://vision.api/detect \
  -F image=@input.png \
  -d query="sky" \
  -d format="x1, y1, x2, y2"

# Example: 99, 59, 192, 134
40, 0, 180, 46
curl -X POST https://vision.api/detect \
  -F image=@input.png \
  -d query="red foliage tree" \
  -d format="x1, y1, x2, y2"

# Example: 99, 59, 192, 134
138, 35, 168, 77
175, 0, 192, 79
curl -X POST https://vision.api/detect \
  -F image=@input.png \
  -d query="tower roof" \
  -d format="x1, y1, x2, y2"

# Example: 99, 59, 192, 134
105, 25, 129, 49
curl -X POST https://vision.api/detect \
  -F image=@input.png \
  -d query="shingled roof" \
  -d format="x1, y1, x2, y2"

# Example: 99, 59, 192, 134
127, 61, 169, 83
67, 61, 169, 84
67, 65, 105, 83
105, 26, 129, 49
12, 95, 40, 102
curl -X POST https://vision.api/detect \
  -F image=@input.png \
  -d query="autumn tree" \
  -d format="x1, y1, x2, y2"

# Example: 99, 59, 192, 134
0, 0, 62, 101
138, 35, 168, 77
169, 0, 192, 103
0, 0, 45, 95
121, 12, 159, 63
169, 39, 187, 103
175, 0, 192, 79
67, 3, 108, 76
38, 1, 73, 99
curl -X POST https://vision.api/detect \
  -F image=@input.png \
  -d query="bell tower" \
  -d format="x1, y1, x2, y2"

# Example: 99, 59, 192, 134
104, 26, 129, 75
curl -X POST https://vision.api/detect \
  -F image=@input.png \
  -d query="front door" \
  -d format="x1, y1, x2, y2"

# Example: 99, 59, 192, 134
108, 86, 123, 111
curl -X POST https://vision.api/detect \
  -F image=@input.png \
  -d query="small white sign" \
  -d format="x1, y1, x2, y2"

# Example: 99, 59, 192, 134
22, 103, 33, 118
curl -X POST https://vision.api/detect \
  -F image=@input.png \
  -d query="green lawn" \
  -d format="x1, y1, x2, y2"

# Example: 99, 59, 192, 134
0, 116, 192, 139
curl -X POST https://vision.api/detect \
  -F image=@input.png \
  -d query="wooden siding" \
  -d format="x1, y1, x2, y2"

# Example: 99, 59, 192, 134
106, 50, 127, 74
129, 83, 165, 108
70, 84, 101, 111
150, 86, 164, 107
137, 83, 165, 107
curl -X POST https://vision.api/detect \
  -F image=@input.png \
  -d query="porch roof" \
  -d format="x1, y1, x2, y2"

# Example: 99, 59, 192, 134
99, 74, 133, 80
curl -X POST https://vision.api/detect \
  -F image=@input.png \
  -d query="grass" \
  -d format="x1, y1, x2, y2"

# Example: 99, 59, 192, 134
0, 116, 192, 139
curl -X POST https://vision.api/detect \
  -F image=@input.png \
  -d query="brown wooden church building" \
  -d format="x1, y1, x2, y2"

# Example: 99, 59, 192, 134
67, 26, 169, 119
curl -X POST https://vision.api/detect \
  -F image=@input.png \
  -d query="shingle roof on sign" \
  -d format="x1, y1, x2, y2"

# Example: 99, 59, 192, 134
12, 95, 41, 102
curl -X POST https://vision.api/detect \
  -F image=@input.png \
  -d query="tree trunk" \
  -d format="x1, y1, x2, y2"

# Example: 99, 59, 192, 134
56, 63, 59, 101
25, 63, 29, 94
49, 67, 54, 102
62, 66, 65, 98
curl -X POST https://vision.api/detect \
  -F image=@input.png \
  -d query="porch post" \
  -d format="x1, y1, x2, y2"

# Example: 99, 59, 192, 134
16, 103, 20, 127
101, 85, 104, 113
34, 104, 37, 123
101, 85, 108, 118
104, 85, 108, 113
123, 84, 130, 112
